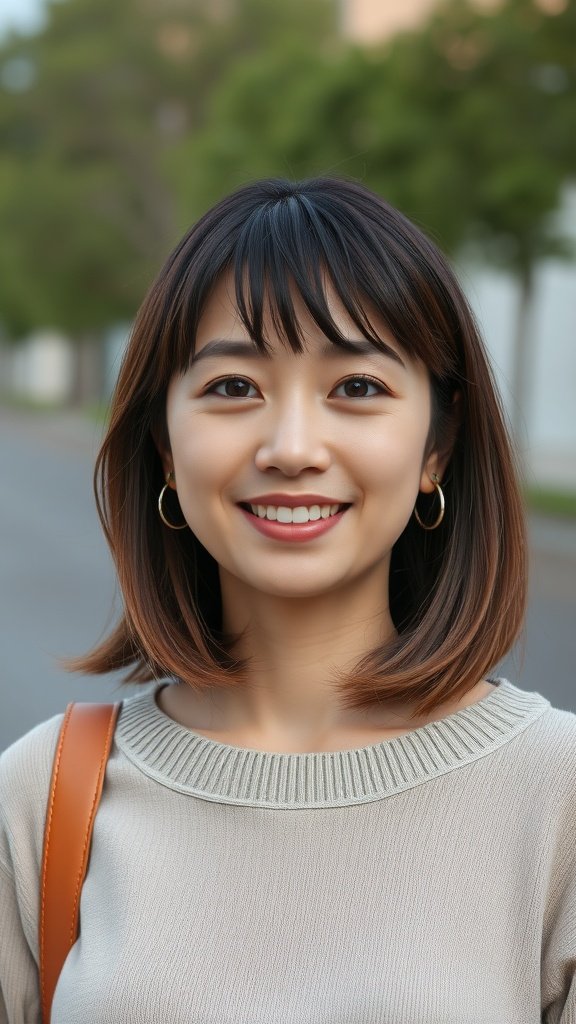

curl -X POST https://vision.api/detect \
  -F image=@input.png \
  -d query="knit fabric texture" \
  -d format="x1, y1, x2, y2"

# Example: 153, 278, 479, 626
1, 677, 575, 1023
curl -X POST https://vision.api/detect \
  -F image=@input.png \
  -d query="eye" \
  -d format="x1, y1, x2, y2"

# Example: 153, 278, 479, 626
332, 376, 389, 399
204, 377, 259, 398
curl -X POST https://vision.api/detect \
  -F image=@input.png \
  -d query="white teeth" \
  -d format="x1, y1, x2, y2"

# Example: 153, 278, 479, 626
248, 503, 345, 523
292, 506, 309, 524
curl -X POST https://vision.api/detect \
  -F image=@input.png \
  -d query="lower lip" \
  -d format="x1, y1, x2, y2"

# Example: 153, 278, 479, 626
238, 506, 349, 542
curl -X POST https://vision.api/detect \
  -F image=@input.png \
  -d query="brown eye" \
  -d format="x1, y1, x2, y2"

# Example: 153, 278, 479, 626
333, 377, 386, 398
207, 377, 257, 398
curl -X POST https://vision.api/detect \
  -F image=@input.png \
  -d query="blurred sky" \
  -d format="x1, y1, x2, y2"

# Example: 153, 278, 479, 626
0, 0, 46, 39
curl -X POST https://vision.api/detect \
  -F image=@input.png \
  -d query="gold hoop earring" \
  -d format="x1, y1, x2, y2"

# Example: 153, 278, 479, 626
413, 473, 445, 531
158, 472, 188, 530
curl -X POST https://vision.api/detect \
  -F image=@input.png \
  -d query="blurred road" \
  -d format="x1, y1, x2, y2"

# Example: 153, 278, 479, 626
1, 406, 574, 753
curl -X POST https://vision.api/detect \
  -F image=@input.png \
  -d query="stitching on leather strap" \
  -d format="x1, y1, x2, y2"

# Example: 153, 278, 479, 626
40, 703, 74, 1022
68, 709, 117, 943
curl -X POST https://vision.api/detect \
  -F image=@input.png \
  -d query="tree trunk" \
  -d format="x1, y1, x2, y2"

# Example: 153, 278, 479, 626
509, 262, 536, 485
68, 332, 106, 408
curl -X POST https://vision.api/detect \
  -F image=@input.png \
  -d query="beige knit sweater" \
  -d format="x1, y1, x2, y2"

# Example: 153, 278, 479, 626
1, 677, 575, 1023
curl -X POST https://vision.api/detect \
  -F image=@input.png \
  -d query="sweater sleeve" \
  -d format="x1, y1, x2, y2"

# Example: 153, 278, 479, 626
0, 854, 41, 1023
554, 977, 576, 1024
542, 918, 576, 1024
0, 715, 64, 1024
542, 929, 576, 1024
541, 790, 576, 1024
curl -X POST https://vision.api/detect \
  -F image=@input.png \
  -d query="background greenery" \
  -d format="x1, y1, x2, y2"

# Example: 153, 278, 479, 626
0, 0, 574, 482
1, 0, 574, 335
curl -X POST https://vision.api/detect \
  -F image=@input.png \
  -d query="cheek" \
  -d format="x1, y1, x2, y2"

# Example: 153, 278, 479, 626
167, 412, 240, 517
355, 414, 428, 491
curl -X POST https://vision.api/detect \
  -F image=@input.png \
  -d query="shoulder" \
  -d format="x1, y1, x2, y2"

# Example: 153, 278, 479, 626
0, 712, 65, 864
494, 679, 576, 761
0, 713, 66, 968
485, 680, 576, 791
0, 711, 65, 792
525, 701, 576, 764
507, 695, 576, 820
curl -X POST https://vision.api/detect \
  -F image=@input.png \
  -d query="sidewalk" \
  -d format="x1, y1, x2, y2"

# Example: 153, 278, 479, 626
0, 405, 106, 457
528, 514, 576, 560
527, 447, 576, 493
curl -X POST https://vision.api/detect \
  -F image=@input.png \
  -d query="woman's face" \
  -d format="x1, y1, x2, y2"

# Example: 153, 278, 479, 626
159, 271, 443, 602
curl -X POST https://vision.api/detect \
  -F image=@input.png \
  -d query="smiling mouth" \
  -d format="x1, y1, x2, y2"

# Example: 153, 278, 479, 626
238, 502, 351, 524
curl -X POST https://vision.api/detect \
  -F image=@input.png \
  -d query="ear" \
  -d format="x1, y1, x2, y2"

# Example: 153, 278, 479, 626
150, 420, 176, 490
419, 389, 461, 494
419, 453, 445, 495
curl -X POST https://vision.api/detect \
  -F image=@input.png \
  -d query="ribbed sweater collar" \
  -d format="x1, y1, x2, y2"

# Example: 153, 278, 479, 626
114, 679, 550, 809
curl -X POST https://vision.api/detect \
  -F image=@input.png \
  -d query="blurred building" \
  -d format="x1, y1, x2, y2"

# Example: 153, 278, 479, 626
340, 0, 564, 42
341, 0, 439, 42
458, 184, 576, 490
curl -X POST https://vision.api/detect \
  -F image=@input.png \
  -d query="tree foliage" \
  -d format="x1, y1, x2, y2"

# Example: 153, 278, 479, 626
0, 0, 336, 336
0, 0, 574, 347
189, 0, 576, 266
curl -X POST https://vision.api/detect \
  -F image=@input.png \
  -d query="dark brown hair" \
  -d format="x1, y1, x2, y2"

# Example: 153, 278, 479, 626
66, 176, 527, 719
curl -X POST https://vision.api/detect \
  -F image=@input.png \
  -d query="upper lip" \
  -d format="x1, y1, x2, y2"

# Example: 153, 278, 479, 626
240, 494, 350, 507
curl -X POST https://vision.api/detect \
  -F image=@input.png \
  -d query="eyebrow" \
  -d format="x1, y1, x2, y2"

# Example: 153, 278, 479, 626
190, 337, 406, 369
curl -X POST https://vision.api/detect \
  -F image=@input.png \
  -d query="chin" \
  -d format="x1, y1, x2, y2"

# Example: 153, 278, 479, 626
241, 574, 351, 600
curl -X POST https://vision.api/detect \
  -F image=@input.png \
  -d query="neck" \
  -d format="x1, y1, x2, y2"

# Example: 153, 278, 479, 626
164, 569, 411, 747
159, 572, 492, 750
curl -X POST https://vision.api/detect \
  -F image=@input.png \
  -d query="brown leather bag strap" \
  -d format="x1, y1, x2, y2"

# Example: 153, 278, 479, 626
39, 701, 121, 1024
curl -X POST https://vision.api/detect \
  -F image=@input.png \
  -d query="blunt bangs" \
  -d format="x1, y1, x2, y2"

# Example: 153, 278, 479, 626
168, 179, 460, 385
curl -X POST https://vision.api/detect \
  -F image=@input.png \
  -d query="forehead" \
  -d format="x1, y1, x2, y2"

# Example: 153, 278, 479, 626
194, 269, 412, 367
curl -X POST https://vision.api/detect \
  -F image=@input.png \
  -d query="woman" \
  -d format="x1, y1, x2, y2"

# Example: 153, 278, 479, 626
1, 177, 574, 1023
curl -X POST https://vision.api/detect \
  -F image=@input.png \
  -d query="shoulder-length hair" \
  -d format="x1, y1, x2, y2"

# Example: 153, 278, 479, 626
66, 176, 527, 720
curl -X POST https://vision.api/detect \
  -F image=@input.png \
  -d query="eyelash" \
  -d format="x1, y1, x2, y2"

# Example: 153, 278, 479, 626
202, 375, 391, 400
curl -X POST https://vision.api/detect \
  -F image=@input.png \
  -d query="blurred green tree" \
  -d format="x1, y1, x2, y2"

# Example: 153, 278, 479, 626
418, 0, 576, 450
0, 0, 336, 338
0, 0, 191, 336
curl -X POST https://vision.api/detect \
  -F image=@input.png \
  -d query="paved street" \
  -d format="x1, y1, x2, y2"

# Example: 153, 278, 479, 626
1, 406, 574, 753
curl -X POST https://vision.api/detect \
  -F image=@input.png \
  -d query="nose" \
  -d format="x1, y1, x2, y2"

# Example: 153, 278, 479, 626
254, 394, 331, 476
